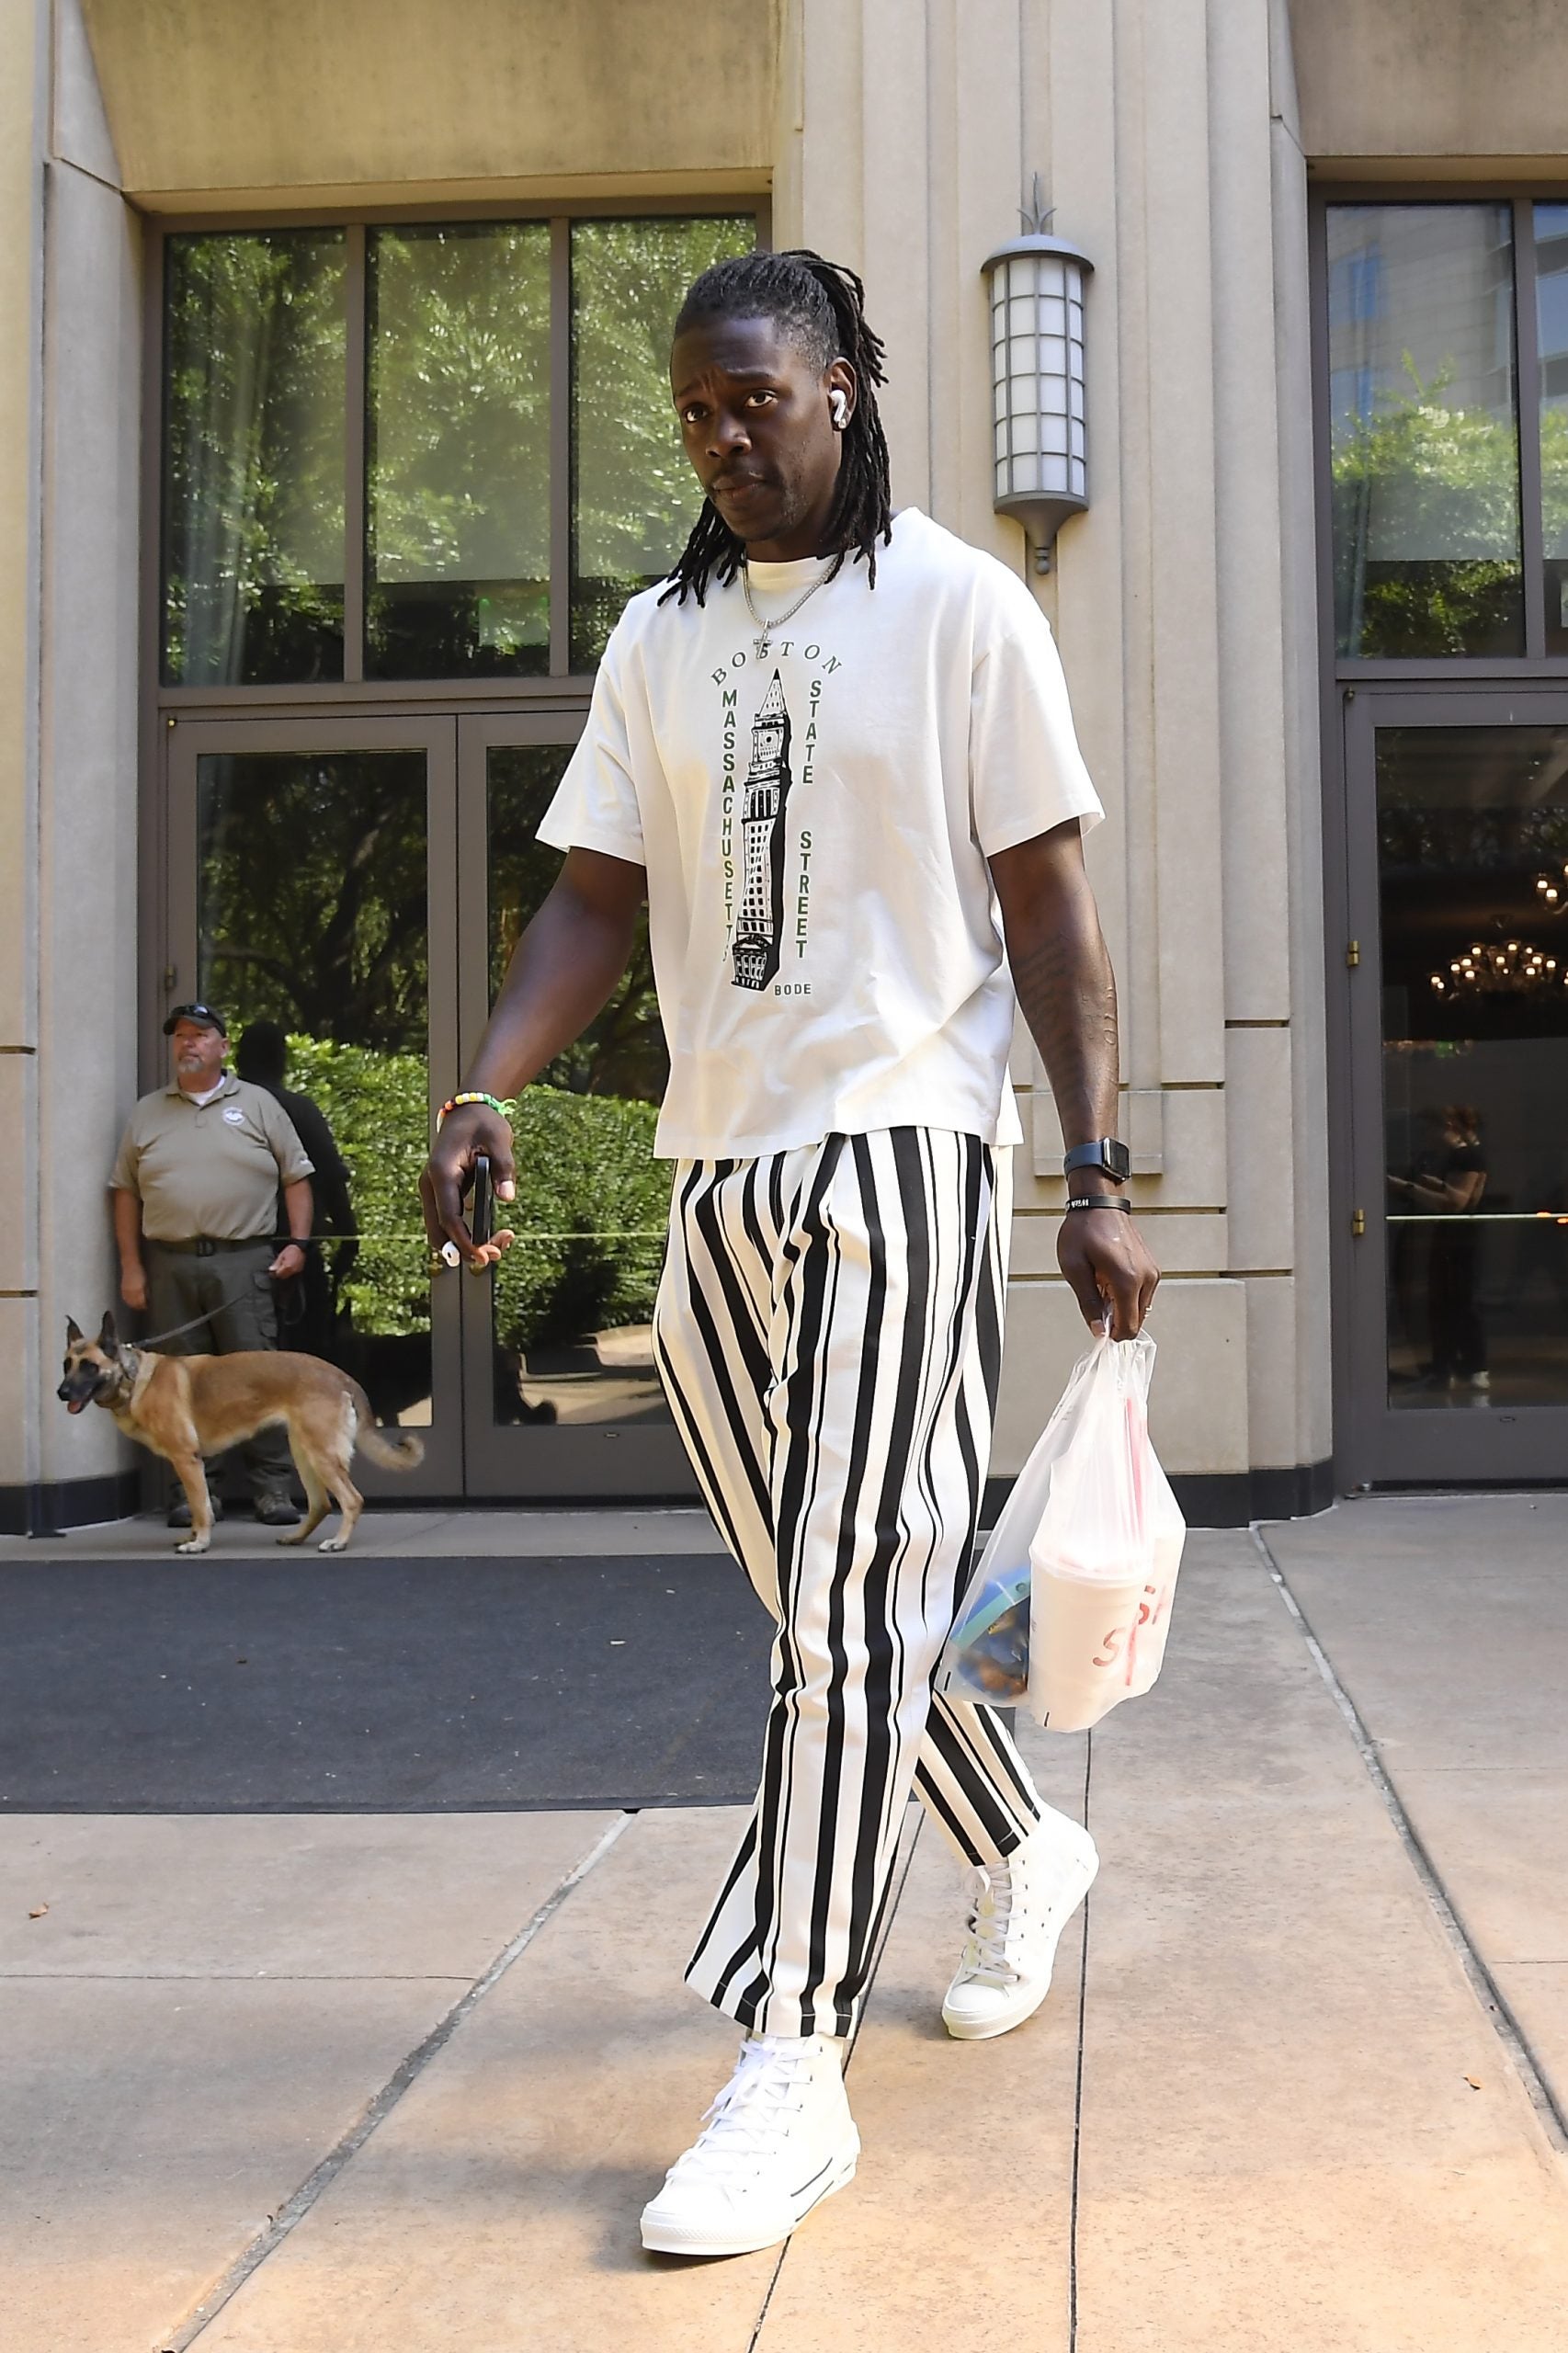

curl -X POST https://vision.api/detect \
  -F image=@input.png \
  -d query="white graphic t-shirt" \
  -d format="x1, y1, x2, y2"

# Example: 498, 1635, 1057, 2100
538, 507, 1103, 1160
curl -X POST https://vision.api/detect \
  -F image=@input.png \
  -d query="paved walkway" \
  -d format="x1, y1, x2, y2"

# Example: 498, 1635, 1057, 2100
4, 1500, 1567, 2350
0, 1506, 731, 1561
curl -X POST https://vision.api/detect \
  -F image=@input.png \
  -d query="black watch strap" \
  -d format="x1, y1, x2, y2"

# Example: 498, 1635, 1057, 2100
1062, 1137, 1131, 1185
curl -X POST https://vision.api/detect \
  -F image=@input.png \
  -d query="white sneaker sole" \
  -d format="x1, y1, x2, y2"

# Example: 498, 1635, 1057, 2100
640, 2135, 860, 2257
942, 1847, 1099, 2042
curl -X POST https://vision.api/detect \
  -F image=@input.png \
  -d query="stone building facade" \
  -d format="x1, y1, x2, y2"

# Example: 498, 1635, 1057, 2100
4, 0, 1566, 1526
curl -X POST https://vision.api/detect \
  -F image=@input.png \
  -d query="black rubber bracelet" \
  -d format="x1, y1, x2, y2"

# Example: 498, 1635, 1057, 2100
1063, 1194, 1132, 1213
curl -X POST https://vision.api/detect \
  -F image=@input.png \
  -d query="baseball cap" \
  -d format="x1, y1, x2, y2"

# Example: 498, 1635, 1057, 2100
163, 1002, 229, 1037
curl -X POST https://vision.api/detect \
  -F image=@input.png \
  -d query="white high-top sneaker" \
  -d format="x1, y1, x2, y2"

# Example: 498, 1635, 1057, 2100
941, 1811, 1099, 2040
640, 2031, 860, 2257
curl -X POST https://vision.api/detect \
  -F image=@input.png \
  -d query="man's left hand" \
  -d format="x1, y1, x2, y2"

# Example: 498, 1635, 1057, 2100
269, 1242, 307, 1279
1057, 1204, 1160, 1339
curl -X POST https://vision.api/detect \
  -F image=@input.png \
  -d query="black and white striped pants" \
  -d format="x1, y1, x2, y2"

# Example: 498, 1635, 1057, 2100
653, 1127, 1042, 2040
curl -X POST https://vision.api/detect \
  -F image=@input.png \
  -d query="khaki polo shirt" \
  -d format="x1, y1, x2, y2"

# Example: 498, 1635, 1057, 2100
109, 1075, 314, 1244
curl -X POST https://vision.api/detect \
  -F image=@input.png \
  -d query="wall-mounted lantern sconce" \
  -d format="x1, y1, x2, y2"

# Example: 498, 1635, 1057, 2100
983, 178, 1092, 574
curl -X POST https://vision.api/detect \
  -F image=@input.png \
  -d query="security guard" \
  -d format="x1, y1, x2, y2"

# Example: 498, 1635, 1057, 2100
109, 1003, 313, 1526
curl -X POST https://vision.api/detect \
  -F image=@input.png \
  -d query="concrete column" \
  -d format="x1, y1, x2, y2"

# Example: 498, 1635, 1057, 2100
858, 0, 932, 517
1269, 0, 1334, 1472
1210, 0, 1301, 1484
0, 0, 46, 1511
37, 0, 142, 1503
0, 0, 142, 1524
999, 0, 1333, 1498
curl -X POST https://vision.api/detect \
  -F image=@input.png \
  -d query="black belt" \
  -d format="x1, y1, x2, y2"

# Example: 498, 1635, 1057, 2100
147, 1235, 271, 1256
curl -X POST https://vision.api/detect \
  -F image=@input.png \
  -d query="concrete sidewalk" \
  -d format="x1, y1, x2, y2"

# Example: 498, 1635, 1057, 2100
0, 1506, 731, 1561
4, 1502, 1567, 2350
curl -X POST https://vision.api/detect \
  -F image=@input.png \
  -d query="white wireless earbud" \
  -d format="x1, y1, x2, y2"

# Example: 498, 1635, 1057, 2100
829, 391, 849, 429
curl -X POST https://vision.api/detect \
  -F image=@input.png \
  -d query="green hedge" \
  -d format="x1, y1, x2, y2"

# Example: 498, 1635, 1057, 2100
282, 1036, 669, 1348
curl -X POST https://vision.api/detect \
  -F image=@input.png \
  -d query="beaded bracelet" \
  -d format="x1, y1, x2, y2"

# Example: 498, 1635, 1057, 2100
435, 1090, 511, 1133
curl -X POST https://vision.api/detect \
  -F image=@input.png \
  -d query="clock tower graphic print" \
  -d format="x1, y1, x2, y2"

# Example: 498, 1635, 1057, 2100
732, 669, 794, 991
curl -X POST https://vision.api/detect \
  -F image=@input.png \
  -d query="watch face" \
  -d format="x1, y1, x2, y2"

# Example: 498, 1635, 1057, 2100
1062, 1138, 1132, 1182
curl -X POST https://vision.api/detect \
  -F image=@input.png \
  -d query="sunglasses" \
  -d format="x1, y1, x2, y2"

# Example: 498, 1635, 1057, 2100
163, 1002, 228, 1037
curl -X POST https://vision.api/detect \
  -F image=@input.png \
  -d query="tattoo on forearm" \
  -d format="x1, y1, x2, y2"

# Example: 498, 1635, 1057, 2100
1008, 922, 1119, 1143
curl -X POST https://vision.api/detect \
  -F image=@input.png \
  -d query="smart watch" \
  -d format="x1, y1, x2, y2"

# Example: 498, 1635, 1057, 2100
1062, 1137, 1131, 1187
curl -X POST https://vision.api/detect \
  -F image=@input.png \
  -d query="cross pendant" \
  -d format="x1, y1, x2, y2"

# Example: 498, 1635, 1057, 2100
755, 636, 771, 662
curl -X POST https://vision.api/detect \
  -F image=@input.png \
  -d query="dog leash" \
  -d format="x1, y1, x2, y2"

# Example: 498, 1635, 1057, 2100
140, 1278, 294, 1351
138, 1222, 673, 1343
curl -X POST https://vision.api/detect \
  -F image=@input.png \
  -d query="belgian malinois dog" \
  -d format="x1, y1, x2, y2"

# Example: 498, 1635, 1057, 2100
58, 1313, 424, 1554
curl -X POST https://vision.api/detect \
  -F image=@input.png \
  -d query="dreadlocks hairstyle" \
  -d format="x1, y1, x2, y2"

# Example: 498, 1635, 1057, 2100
660, 248, 893, 608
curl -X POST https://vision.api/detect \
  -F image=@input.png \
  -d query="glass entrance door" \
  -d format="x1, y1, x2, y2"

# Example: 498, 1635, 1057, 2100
165, 712, 696, 1501
166, 715, 462, 1496
1344, 691, 1568, 1481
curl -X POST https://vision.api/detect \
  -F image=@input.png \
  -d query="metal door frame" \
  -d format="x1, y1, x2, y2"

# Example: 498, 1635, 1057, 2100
164, 711, 465, 1499
454, 710, 697, 1499
1339, 683, 1568, 1483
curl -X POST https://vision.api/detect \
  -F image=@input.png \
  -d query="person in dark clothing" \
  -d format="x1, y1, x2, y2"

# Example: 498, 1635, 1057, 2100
1391, 1103, 1488, 1389
234, 1021, 359, 1360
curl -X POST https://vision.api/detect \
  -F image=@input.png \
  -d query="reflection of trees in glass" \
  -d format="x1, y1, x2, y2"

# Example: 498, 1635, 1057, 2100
493, 1086, 671, 1352
197, 753, 430, 1351
283, 1039, 431, 1339
488, 749, 667, 1103
1538, 408, 1568, 557
273, 1040, 666, 1348
1333, 360, 1523, 656
197, 754, 427, 1053
571, 215, 755, 668
163, 215, 758, 686
1379, 803, 1568, 880
367, 225, 551, 678
163, 233, 347, 686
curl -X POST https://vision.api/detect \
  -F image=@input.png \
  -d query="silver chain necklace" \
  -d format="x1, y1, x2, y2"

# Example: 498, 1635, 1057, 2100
740, 560, 834, 662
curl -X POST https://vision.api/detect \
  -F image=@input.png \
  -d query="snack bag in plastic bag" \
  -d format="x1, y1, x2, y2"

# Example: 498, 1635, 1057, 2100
942, 1333, 1185, 1733
942, 1561, 1032, 1704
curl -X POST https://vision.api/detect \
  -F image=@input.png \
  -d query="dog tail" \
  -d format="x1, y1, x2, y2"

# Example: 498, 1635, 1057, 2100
352, 1394, 426, 1472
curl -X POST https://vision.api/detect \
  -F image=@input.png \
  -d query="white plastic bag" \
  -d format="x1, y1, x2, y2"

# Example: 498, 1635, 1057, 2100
942, 1333, 1185, 1732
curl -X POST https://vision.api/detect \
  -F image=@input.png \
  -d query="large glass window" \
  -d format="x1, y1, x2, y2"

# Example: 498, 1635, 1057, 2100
1328, 204, 1522, 659
160, 211, 756, 688
367, 224, 551, 679
571, 215, 755, 669
162, 232, 347, 686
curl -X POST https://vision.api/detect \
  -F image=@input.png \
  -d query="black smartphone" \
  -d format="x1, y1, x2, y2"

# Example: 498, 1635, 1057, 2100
471, 1152, 493, 1252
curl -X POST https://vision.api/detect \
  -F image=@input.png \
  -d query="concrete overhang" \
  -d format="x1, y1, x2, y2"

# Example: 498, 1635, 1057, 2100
79, 0, 781, 207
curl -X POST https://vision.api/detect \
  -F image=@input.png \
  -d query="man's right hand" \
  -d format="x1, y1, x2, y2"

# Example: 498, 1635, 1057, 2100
120, 1264, 148, 1313
419, 1103, 518, 1272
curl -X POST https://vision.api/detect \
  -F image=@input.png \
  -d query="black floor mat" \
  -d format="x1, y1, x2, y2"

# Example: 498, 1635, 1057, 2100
0, 1556, 773, 1812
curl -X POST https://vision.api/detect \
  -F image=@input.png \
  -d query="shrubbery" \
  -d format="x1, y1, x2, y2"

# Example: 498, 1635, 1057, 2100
284, 1036, 668, 1348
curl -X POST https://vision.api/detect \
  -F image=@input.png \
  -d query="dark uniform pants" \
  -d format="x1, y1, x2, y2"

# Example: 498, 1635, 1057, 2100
142, 1241, 295, 1502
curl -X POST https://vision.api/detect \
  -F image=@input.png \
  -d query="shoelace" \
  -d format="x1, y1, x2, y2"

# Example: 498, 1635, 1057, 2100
954, 1862, 1020, 1989
676, 2040, 813, 2179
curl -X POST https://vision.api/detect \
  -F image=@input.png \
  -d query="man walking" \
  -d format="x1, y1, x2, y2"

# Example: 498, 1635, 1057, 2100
111, 1004, 313, 1527
423, 251, 1158, 2256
